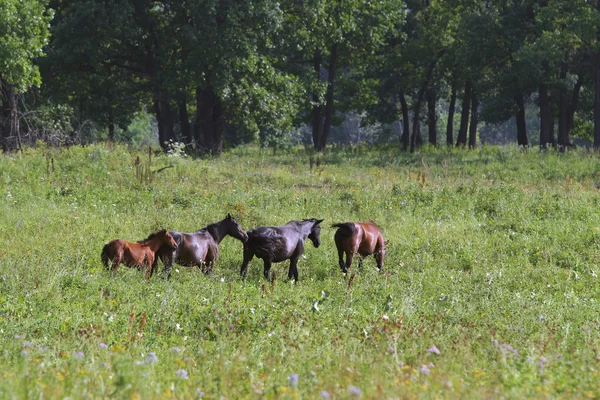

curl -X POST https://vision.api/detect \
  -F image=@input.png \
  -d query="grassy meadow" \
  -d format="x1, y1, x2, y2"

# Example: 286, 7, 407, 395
0, 143, 599, 399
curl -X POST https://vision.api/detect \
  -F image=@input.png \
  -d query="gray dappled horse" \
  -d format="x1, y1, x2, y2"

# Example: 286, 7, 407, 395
240, 218, 323, 281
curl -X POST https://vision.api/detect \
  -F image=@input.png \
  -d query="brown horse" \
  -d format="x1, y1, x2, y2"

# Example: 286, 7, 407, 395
332, 221, 385, 273
101, 229, 178, 279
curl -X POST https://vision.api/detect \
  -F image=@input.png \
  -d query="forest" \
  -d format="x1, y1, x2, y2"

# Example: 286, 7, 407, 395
3, 0, 600, 154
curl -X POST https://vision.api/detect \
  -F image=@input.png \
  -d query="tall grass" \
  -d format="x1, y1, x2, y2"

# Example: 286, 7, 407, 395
0, 143, 599, 398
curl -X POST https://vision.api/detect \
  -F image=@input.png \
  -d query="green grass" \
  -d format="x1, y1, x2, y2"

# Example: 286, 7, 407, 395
1, 143, 599, 399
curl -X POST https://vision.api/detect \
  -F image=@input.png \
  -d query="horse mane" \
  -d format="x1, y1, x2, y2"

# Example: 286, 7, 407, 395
139, 229, 168, 243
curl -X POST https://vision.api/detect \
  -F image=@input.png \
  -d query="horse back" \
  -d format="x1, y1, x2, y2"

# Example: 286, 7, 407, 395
247, 227, 290, 261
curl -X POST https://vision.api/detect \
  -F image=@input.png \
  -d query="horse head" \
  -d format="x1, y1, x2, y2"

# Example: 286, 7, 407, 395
155, 229, 178, 251
226, 213, 248, 242
307, 218, 324, 248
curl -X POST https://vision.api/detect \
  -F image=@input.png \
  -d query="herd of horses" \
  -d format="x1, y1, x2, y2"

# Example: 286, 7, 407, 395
101, 213, 386, 281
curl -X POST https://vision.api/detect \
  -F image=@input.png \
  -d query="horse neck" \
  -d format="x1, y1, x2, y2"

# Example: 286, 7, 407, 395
290, 221, 313, 239
144, 236, 167, 252
206, 220, 227, 244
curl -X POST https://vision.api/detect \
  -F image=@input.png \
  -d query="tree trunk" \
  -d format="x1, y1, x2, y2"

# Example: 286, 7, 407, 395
539, 83, 550, 150
195, 87, 214, 152
456, 80, 471, 147
410, 94, 423, 153
410, 56, 441, 152
426, 88, 437, 146
320, 42, 338, 151
468, 89, 478, 149
312, 50, 323, 151
194, 86, 223, 155
108, 111, 115, 143
154, 97, 174, 151
595, 54, 600, 150
1, 80, 19, 152
212, 98, 224, 155
515, 95, 528, 147
567, 76, 583, 139
178, 96, 192, 145
400, 88, 410, 151
446, 87, 456, 146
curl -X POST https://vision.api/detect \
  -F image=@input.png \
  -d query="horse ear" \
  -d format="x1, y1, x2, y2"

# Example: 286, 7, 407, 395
227, 213, 232, 219
316, 219, 324, 225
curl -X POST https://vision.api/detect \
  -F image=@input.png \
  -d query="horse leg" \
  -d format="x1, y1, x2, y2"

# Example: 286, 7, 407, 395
111, 252, 123, 273
240, 245, 254, 279
375, 246, 385, 271
263, 259, 273, 281
337, 245, 347, 273
288, 257, 300, 281
163, 253, 174, 280
145, 255, 154, 279
202, 261, 214, 275
344, 251, 355, 273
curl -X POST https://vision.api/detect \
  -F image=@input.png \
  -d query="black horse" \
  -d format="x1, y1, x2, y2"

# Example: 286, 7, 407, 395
240, 218, 323, 281
152, 213, 248, 278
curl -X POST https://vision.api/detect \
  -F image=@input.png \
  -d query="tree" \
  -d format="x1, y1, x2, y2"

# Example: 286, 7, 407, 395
0, 0, 52, 151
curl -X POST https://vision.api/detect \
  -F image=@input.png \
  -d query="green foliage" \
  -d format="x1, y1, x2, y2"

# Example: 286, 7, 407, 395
1, 145, 600, 397
0, 0, 52, 90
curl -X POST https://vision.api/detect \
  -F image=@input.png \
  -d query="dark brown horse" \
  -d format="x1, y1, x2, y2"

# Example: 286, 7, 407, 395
332, 221, 385, 273
240, 218, 323, 281
101, 229, 178, 279
156, 213, 248, 278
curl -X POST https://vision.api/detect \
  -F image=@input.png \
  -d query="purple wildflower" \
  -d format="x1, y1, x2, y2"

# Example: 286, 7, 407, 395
99, 343, 108, 350
196, 389, 204, 398
427, 345, 440, 355
348, 385, 362, 397
288, 373, 299, 388
175, 369, 188, 380
319, 391, 331, 398
74, 352, 84, 359
556, 353, 563, 359
145, 352, 158, 364
419, 364, 431, 375
499, 343, 518, 355
21, 350, 28, 356
539, 356, 548, 364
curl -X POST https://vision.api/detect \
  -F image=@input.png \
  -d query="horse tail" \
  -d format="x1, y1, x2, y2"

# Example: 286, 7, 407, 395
332, 222, 355, 239
101, 243, 110, 270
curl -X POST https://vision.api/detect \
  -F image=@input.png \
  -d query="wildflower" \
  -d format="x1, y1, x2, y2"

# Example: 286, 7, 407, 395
419, 365, 431, 375
74, 352, 84, 359
499, 343, 518, 355
171, 347, 182, 353
319, 391, 331, 398
427, 345, 440, 355
556, 354, 563, 359
175, 369, 188, 380
197, 389, 204, 398
287, 373, 299, 388
99, 343, 108, 350
348, 385, 362, 396
21, 350, 28, 356
145, 352, 158, 364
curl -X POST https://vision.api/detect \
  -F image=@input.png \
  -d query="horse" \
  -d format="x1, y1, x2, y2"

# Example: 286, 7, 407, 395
155, 213, 248, 278
240, 218, 324, 281
332, 221, 385, 273
101, 229, 178, 279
